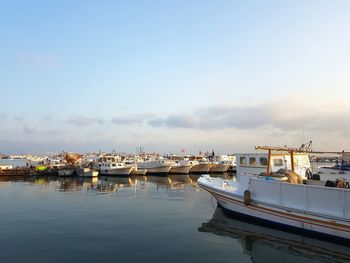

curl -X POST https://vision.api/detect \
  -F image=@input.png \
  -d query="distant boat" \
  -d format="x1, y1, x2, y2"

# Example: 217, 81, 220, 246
137, 159, 171, 175
189, 158, 212, 174
169, 160, 192, 174
99, 162, 135, 176
57, 168, 75, 177
98, 154, 135, 176
75, 167, 99, 177
209, 162, 230, 173
130, 169, 147, 175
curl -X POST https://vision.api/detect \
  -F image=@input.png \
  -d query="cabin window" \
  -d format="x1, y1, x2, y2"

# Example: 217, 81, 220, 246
249, 157, 256, 166
239, 157, 246, 165
112, 164, 116, 167
273, 159, 284, 167
259, 158, 268, 166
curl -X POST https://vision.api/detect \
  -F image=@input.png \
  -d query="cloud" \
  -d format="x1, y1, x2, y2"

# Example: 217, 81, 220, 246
111, 113, 154, 125
147, 98, 350, 135
23, 126, 64, 135
148, 114, 199, 128
65, 116, 105, 127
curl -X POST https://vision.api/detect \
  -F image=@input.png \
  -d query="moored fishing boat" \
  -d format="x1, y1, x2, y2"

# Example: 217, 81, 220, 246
137, 159, 171, 175
99, 162, 135, 176
209, 162, 230, 173
75, 167, 99, 177
98, 155, 135, 176
198, 145, 350, 241
130, 168, 147, 175
189, 158, 212, 174
169, 159, 192, 174
57, 167, 75, 177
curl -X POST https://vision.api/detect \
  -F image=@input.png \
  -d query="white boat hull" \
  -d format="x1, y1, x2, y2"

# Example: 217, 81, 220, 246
210, 163, 230, 173
99, 167, 134, 176
145, 166, 171, 174
169, 165, 192, 174
190, 163, 212, 174
198, 176, 350, 241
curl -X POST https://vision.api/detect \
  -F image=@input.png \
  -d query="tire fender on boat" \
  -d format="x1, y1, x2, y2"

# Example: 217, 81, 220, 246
243, 190, 251, 206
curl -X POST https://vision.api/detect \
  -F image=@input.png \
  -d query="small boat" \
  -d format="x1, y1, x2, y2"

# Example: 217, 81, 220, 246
57, 168, 75, 177
198, 145, 350, 241
75, 167, 99, 177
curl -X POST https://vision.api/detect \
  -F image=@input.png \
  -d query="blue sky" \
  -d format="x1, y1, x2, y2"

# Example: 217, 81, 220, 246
1, 0, 350, 154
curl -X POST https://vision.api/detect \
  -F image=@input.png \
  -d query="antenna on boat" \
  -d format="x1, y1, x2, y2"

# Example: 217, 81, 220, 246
299, 140, 312, 152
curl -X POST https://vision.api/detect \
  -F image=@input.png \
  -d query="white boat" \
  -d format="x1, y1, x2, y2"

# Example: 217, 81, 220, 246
169, 164, 192, 174
137, 159, 171, 175
198, 146, 350, 241
169, 160, 192, 174
189, 158, 212, 174
209, 162, 230, 173
75, 167, 99, 177
99, 162, 135, 176
98, 154, 135, 176
210, 155, 234, 173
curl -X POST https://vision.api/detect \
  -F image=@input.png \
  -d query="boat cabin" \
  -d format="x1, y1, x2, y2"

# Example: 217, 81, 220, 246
236, 152, 311, 179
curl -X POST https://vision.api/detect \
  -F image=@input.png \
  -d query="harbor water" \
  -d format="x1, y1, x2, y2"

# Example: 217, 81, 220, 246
0, 174, 349, 263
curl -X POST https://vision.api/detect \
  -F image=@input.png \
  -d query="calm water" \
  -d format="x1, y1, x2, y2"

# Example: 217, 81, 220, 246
0, 174, 349, 263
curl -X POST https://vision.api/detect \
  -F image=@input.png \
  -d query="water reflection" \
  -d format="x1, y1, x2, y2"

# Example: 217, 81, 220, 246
97, 175, 140, 193
189, 172, 234, 184
147, 174, 193, 190
199, 207, 350, 263
0, 173, 234, 193
58, 177, 84, 192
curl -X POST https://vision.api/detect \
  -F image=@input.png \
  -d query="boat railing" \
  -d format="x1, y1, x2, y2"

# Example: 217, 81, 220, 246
249, 178, 350, 219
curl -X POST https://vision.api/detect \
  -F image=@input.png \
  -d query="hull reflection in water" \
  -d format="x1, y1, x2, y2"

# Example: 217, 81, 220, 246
189, 172, 234, 183
147, 174, 193, 190
199, 207, 350, 263
98, 175, 140, 193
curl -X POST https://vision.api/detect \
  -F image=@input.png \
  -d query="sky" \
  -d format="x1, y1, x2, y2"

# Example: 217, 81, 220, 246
1, 0, 350, 154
